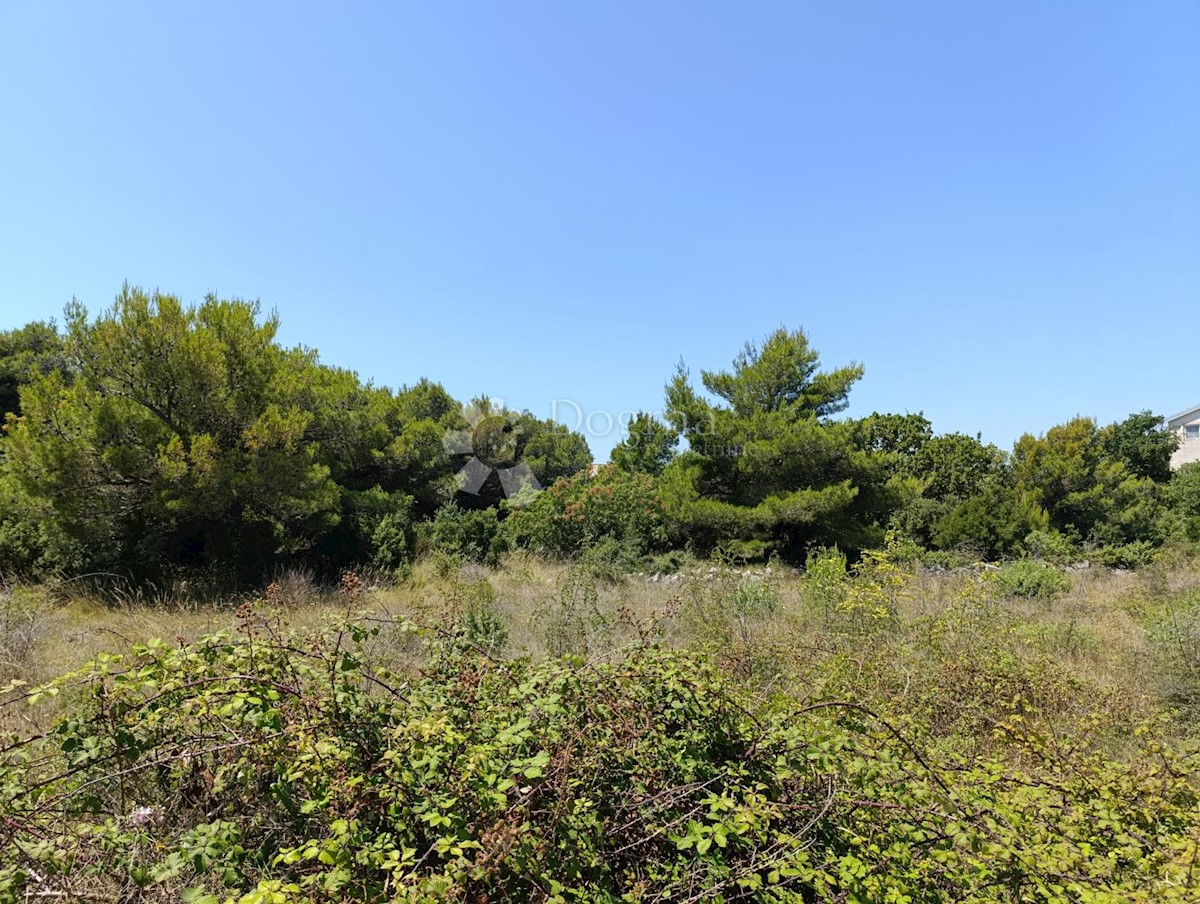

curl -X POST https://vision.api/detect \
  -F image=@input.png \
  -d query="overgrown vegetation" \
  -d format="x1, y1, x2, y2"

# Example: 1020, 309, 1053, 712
4, 288, 1200, 900
2, 290, 1196, 583
3, 556, 1200, 902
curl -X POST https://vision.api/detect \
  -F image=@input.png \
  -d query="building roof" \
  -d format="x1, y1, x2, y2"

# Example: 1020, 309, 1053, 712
1167, 403, 1200, 427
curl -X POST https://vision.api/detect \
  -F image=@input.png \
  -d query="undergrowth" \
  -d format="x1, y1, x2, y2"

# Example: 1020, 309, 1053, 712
3, 554, 1200, 902
1, 600, 1199, 903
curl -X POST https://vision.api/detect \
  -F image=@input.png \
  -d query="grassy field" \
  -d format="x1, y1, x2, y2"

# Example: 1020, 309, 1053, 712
5, 550, 1198, 740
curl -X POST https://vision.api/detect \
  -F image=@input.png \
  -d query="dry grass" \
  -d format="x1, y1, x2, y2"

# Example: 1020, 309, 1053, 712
4, 554, 1199, 747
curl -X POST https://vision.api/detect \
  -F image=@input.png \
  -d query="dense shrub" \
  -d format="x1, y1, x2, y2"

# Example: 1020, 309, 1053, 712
424, 503, 507, 565
642, 548, 697, 574
1021, 529, 1082, 565
505, 465, 667, 560
929, 481, 1048, 560
1166, 463, 1200, 544
317, 487, 416, 573
1093, 540, 1160, 570
995, 558, 1072, 599
2, 616, 1199, 902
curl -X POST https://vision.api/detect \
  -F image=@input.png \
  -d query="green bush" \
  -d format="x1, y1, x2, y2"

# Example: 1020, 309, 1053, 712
995, 558, 1072, 599
573, 535, 643, 580
0, 477, 86, 577
453, 577, 508, 656
643, 548, 697, 575
325, 487, 416, 572
505, 465, 667, 560
930, 482, 1049, 560
1093, 540, 1159, 570
731, 576, 780, 621
1022, 529, 1082, 565
2, 616, 1198, 902
802, 546, 849, 619
426, 503, 507, 565
920, 548, 980, 570
369, 512, 413, 570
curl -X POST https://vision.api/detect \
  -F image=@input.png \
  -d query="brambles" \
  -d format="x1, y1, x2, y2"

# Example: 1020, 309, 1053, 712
2, 609, 1198, 903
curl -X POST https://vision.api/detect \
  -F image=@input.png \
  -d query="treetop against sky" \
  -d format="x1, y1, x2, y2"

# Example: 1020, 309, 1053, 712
0, 2, 1196, 458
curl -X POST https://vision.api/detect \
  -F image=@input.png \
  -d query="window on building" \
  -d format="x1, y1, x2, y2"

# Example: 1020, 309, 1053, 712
1186, 424, 1200, 441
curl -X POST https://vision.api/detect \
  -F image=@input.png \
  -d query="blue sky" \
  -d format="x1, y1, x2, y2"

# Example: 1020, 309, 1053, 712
2, 1, 1197, 460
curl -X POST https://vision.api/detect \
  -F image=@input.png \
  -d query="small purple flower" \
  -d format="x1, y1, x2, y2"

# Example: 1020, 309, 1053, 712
129, 805, 157, 826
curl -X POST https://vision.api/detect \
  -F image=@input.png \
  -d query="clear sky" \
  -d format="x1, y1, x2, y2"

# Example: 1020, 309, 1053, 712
2, 1, 1197, 460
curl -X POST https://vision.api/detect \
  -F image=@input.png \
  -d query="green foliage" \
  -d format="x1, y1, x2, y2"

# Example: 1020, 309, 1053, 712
729, 576, 780, 620
803, 545, 850, 619
695, 326, 864, 419
3, 289, 343, 580
885, 431, 1048, 560
0, 473, 86, 577
642, 548, 697, 575
0, 290, 490, 582
1092, 541, 1160, 570
450, 577, 508, 656
462, 601, 507, 656
1102, 410, 1178, 484
802, 535, 911, 634
428, 503, 507, 566
1167, 462, 1200, 542
2, 289, 1188, 586
369, 513, 413, 571
0, 320, 67, 420
505, 465, 667, 560
661, 328, 895, 560
856, 410, 933, 463
609, 411, 678, 476
4, 613, 1198, 903
306, 486, 418, 575
929, 478, 1049, 560
0, 289, 587, 583
994, 558, 1072, 599
508, 411, 592, 489
1013, 416, 1166, 549
909, 432, 1007, 500
439, 397, 590, 508
1022, 529, 1082, 564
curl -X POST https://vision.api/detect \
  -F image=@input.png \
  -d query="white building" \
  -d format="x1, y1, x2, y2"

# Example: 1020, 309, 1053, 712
1169, 404, 1200, 470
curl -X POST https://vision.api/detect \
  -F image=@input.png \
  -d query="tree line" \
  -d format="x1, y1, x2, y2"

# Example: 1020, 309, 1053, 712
1, 285, 1197, 586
